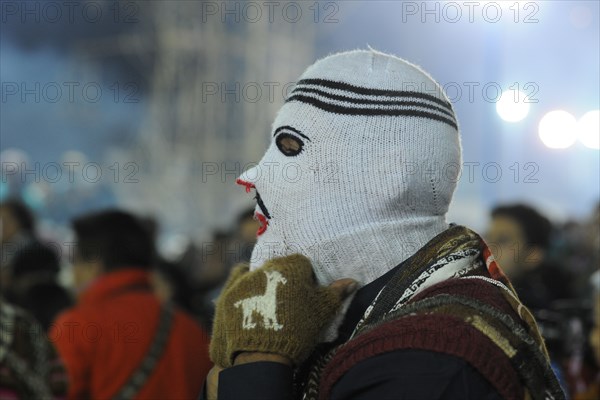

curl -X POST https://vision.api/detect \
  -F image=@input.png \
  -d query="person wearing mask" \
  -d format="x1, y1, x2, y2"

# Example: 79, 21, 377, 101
204, 50, 564, 400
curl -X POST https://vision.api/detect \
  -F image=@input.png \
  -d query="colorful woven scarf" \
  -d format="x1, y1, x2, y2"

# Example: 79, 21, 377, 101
296, 225, 565, 400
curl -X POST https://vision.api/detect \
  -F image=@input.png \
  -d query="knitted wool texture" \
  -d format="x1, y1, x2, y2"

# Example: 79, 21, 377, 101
237, 49, 461, 287
209, 254, 342, 368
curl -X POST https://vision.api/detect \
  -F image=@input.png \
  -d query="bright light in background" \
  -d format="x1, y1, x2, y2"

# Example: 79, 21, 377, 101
496, 89, 530, 122
577, 110, 600, 149
538, 110, 578, 149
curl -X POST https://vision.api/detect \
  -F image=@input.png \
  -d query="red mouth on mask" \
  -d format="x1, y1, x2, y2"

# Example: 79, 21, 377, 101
255, 212, 269, 236
236, 178, 271, 236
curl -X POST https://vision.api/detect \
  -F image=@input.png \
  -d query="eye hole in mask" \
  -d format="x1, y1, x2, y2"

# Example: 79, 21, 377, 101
276, 133, 304, 156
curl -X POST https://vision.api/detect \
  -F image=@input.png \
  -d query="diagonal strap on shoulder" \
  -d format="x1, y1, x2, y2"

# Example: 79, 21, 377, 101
113, 302, 175, 400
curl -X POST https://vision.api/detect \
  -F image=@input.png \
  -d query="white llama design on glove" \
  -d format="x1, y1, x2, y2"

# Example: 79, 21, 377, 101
234, 270, 287, 330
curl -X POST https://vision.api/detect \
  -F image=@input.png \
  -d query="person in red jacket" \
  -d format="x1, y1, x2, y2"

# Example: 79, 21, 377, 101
51, 210, 212, 399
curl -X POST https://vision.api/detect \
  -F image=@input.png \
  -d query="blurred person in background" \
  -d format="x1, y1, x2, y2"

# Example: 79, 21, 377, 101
554, 203, 600, 300
0, 296, 67, 398
51, 209, 212, 399
151, 258, 194, 313
195, 208, 259, 290
0, 199, 72, 331
5, 241, 73, 331
487, 204, 575, 311
230, 207, 260, 266
151, 257, 217, 335
574, 270, 600, 400
142, 216, 204, 317
487, 204, 584, 395
0, 199, 36, 290
193, 231, 231, 290
191, 208, 260, 331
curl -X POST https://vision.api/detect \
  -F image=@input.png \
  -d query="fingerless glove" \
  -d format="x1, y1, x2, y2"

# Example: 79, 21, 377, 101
209, 254, 343, 367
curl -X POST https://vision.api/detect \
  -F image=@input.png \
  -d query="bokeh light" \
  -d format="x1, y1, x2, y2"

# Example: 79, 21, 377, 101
496, 89, 531, 122
538, 110, 578, 149
577, 110, 600, 149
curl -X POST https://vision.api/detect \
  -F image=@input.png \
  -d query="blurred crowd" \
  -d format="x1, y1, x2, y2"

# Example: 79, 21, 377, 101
0, 199, 598, 399
486, 203, 600, 399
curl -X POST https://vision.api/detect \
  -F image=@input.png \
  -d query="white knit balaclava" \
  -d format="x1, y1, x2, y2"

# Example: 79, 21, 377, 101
237, 49, 462, 287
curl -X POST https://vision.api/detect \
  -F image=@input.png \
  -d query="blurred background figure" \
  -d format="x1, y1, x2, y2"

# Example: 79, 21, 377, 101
181, 207, 260, 331
1, 199, 36, 289
487, 203, 575, 310
555, 203, 600, 299
142, 217, 200, 318
151, 259, 195, 313
6, 241, 73, 331
0, 199, 72, 331
51, 209, 212, 400
231, 207, 261, 266
574, 271, 600, 400
589, 271, 600, 366
0, 296, 67, 399
487, 203, 600, 397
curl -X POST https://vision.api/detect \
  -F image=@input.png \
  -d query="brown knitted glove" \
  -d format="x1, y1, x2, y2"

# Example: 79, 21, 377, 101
209, 254, 344, 368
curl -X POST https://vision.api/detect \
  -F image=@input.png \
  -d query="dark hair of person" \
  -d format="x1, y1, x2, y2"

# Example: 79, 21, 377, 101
11, 241, 60, 278
16, 283, 73, 331
0, 199, 35, 234
72, 209, 155, 271
491, 204, 553, 249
